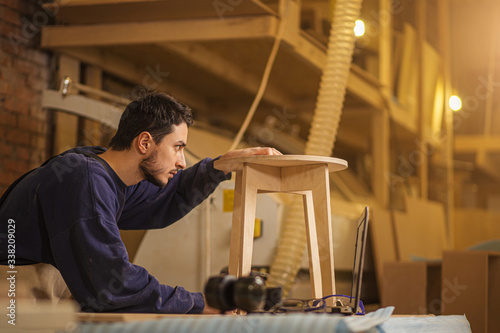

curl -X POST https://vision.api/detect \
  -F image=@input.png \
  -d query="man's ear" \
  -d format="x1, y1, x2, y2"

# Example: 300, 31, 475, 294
136, 132, 153, 154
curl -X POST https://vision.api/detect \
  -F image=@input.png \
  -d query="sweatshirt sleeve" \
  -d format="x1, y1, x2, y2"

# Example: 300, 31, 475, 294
50, 215, 204, 313
118, 157, 231, 230
41, 155, 204, 313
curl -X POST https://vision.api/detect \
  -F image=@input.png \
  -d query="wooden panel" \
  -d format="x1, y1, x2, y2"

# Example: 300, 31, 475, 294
454, 209, 489, 250
441, 251, 489, 333
382, 262, 428, 314
455, 208, 500, 250
393, 196, 447, 260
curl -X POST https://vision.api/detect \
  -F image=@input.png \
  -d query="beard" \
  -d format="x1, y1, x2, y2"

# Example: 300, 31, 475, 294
139, 149, 167, 188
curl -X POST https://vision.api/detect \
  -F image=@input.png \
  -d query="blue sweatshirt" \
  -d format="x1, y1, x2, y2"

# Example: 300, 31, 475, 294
0, 146, 231, 313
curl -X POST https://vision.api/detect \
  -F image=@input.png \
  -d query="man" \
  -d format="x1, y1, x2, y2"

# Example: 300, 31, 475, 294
0, 92, 280, 314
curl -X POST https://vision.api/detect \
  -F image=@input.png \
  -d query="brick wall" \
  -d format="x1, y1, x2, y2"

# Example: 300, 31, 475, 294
0, 0, 51, 196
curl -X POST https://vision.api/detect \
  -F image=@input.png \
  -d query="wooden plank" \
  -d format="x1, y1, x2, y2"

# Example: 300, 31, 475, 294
41, 16, 279, 48
54, 55, 80, 155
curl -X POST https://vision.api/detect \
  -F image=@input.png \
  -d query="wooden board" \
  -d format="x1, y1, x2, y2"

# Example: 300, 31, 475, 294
393, 196, 447, 261
454, 208, 500, 250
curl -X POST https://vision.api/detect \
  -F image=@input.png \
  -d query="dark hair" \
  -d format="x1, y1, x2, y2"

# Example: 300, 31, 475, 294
109, 92, 193, 150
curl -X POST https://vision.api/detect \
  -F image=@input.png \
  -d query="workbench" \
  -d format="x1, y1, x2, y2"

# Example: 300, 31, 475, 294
74, 307, 472, 333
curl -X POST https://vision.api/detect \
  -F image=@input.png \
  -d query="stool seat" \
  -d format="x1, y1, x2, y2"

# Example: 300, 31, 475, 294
214, 155, 348, 172
214, 155, 348, 301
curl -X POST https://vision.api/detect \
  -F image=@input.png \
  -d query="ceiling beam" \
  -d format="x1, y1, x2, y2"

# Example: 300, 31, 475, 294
41, 16, 278, 48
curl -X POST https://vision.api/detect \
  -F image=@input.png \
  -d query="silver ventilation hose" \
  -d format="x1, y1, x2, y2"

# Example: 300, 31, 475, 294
267, 0, 364, 295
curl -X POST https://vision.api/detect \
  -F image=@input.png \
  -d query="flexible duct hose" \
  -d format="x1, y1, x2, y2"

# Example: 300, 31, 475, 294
267, 0, 364, 295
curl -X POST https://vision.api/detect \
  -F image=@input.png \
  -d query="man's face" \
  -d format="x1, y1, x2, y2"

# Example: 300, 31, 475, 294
139, 123, 188, 187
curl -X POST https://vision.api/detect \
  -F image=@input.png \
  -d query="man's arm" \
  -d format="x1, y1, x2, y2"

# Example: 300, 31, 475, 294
118, 147, 281, 230
50, 215, 204, 313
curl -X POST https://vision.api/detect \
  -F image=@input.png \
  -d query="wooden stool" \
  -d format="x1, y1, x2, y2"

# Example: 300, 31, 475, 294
214, 155, 348, 299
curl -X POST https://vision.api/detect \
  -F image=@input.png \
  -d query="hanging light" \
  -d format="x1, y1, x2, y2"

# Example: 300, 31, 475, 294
354, 20, 365, 37
449, 95, 462, 111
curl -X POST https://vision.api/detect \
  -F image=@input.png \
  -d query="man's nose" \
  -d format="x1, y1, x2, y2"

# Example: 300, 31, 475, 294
176, 151, 186, 169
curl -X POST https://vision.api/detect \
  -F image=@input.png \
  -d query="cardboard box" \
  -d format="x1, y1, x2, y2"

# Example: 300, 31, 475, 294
381, 261, 441, 315
441, 251, 500, 333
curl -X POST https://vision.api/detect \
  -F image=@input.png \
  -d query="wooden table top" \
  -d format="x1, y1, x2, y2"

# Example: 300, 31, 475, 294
214, 155, 348, 172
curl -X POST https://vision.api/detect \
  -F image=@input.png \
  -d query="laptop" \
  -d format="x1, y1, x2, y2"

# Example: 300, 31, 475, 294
328, 206, 369, 315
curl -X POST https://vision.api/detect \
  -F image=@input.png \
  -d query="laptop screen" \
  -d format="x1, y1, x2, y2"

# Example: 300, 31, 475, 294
349, 206, 369, 313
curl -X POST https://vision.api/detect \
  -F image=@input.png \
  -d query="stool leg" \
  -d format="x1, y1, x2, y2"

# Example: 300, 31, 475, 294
228, 171, 243, 277
303, 191, 323, 299
228, 166, 258, 277
311, 166, 336, 302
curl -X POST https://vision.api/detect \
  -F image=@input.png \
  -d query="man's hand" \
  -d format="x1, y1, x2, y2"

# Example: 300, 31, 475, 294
219, 147, 282, 160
